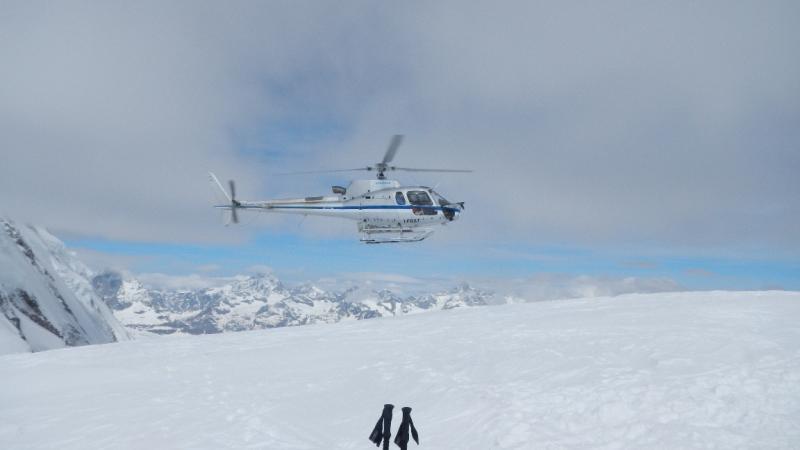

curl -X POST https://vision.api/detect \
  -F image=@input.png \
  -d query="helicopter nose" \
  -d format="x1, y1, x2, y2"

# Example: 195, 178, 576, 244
444, 203, 464, 221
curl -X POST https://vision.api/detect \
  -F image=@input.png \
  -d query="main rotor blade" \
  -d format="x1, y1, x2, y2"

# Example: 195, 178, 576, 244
390, 167, 473, 173
232, 208, 239, 224
271, 168, 369, 175
228, 180, 236, 200
382, 134, 404, 164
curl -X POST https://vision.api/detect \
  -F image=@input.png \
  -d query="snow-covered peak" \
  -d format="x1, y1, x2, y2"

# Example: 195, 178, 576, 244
0, 219, 127, 354
230, 272, 282, 294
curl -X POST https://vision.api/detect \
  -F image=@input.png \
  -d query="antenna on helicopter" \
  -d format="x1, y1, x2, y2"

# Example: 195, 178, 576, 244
274, 135, 473, 179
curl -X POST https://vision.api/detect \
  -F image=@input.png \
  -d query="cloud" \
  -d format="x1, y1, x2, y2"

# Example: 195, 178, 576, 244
1, 1, 798, 255
125, 268, 681, 302
311, 272, 429, 297
621, 260, 660, 270
684, 268, 715, 277
246, 265, 274, 275
70, 247, 153, 274
308, 270, 681, 301
135, 272, 234, 291
0, 2, 378, 242
337, 272, 425, 285
195, 264, 222, 273
495, 274, 682, 302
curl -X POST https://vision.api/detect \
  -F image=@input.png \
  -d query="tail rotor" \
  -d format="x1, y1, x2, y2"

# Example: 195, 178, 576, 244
228, 180, 240, 224
210, 172, 242, 225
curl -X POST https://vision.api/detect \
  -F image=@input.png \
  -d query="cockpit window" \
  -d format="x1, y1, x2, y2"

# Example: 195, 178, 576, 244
395, 191, 406, 205
407, 190, 437, 215
407, 191, 433, 206
431, 190, 450, 206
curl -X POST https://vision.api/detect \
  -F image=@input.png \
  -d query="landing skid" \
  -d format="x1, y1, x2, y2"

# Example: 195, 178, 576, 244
359, 227, 434, 244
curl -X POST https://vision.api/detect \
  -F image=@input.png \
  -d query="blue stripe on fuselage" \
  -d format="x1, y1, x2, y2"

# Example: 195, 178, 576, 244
267, 205, 456, 211
215, 204, 460, 212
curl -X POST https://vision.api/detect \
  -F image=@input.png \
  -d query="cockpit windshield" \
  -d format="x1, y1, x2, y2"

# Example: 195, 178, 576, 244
431, 190, 450, 206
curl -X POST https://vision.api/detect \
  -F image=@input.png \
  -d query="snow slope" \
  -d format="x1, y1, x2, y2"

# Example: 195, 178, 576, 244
0, 219, 127, 354
1, 291, 798, 449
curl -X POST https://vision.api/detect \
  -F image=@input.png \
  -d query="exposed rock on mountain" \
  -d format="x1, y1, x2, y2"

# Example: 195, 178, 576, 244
0, 219, 127, 354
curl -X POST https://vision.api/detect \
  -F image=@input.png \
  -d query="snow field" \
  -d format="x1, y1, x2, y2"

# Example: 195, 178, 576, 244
1, 291, 799, 449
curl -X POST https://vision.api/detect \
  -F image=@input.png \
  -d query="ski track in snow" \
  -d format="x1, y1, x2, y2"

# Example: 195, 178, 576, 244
1, 291, 799, 449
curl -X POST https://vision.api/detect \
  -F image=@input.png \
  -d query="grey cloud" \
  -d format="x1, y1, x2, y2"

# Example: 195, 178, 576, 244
621, 260, 660, 270
496, 273, 682, 302
135, 272, 236, 290
0, 2, 389, 242
70, 247, 152, 274
1, 1, 798, 253
124, 269, 680, 301
392, 2, 800, 250
684, 268, 715, 277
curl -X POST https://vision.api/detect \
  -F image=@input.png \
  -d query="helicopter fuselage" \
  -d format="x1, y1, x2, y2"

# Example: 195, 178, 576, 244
211, 134, 470, 244
219, 179, 463, 243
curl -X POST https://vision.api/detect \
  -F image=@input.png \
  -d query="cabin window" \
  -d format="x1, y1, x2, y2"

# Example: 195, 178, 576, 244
408, 190, 437, 215
407, 191, 433, 206
395, 192, 406, 205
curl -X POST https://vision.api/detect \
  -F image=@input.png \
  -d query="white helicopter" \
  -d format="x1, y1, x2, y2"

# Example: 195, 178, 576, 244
209, 135, 471, 243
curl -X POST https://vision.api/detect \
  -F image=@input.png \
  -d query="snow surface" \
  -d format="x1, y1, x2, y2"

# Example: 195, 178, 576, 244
1, 291, 799, 449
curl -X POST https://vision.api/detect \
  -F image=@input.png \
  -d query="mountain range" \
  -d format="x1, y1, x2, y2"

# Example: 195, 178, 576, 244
1, 218, 678, 351
1, 217, 500, 351
92, 270, 498, 335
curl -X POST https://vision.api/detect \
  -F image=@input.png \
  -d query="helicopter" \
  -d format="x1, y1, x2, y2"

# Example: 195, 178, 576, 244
209, 135, 471, 243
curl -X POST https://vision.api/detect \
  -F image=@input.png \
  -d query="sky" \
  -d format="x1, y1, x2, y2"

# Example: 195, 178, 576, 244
1, 1, 798, 292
